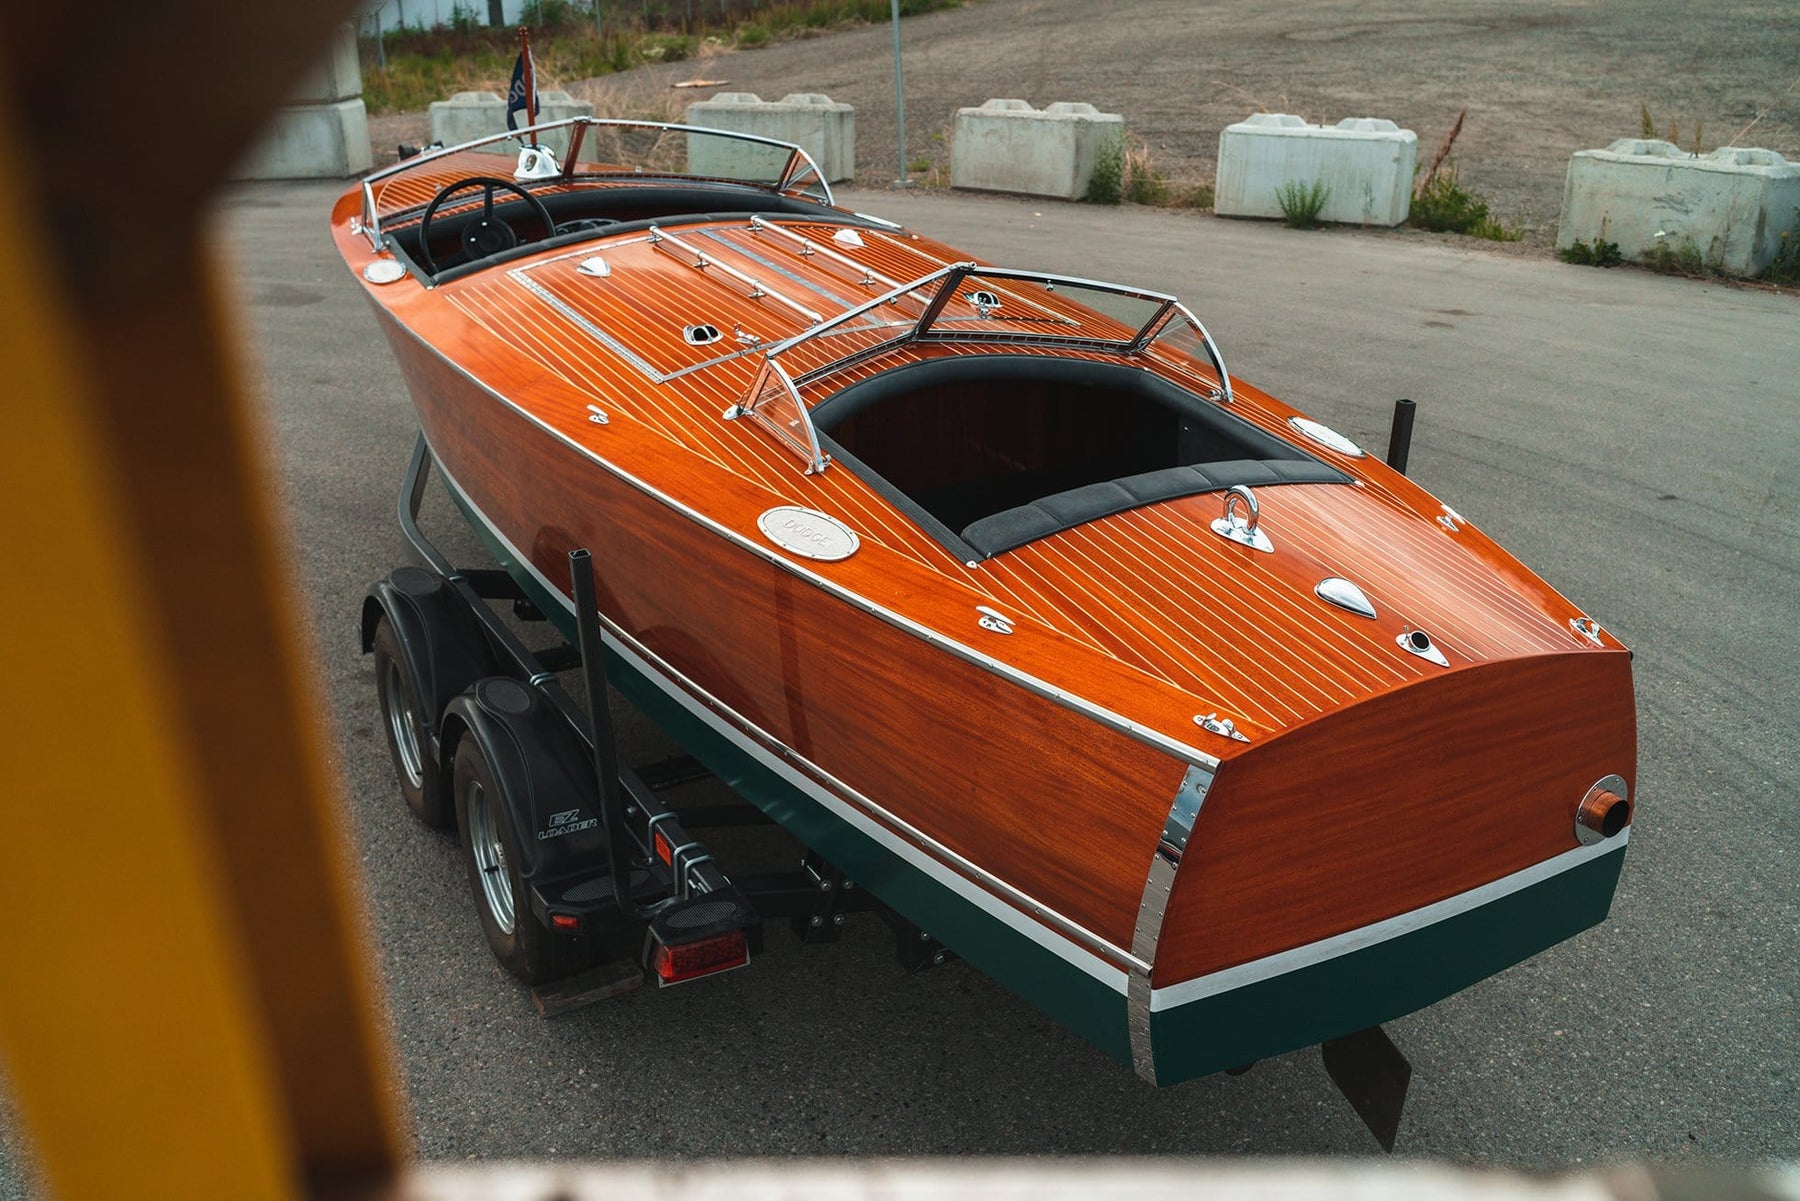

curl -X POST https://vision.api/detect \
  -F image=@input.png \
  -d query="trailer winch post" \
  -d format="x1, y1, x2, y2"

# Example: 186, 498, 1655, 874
1386, 398, 1416, 475
568, 548, 636, 918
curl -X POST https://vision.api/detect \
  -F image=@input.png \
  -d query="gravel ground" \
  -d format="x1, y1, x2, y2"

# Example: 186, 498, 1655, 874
371, 0, 1800, 251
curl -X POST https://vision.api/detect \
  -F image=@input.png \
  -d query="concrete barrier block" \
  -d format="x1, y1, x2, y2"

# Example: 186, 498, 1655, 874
684, 92, 856, 183
292, 22, 361, 104
1215, 113, 1417, 225
234, 99, 372, 180
428, 90, 593, 160
1557, 139, 1800, 275
950, 99, 1125, 200
430, 91, 506, 149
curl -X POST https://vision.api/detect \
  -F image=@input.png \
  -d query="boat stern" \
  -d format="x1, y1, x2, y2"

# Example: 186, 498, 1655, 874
1135, 647, 1636, 1085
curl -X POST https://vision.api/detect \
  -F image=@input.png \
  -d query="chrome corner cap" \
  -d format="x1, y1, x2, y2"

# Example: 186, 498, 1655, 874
1129, 762, 1218, 1082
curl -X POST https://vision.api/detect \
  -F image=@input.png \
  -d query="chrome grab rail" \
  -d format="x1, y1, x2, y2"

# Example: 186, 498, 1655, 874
357, 117, 835, 250
748, 215, 902, 291
647, 225, 824, 325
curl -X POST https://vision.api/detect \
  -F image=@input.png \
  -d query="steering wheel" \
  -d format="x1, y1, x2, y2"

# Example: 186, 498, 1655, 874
415, 176, 555, 274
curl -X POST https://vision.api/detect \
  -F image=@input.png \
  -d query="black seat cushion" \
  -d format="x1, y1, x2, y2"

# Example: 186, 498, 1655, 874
961, 458, 1347, 557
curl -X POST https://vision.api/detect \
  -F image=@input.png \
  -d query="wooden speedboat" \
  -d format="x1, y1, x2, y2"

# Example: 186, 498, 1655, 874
333, 119, 1635, 1090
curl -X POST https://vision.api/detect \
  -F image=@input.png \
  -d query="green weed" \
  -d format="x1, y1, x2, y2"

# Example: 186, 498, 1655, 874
1275, 180, 1331, 229
1639, 103, 1709, 154
1085, 133, 1124, 205
1409, 162, 1519, 241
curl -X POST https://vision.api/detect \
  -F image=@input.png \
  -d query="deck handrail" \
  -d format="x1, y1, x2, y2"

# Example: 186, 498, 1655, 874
356, 117, 834, 250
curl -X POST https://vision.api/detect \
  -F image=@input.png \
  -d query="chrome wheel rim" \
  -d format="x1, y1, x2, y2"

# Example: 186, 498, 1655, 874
465, 778, 515, 935
383, 658, 426, 791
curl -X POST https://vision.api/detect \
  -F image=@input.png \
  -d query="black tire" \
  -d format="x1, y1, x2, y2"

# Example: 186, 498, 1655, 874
372, 616, 451, 828
451, 732, 591, 984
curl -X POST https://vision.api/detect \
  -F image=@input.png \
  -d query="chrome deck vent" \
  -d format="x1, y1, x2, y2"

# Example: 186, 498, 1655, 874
1316, 576, 1377, 619
1397, 627, 1450, 667
684, 323, 724, 346
576, 255, 611, 277
1289, 416, 1366, 458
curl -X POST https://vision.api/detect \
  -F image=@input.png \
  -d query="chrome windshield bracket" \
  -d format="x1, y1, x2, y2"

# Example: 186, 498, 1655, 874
735, 358, 829, 474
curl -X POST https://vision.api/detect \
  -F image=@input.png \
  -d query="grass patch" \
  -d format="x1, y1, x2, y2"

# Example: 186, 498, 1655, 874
1171, 182, 1214, 210
1275, 180, 1330, 229
1641, 234, 1710, 277
1762, 211, 1800, 285
1560, 237, 1622, 267
360, 0, 964, 116
1086, 134, 1210, 210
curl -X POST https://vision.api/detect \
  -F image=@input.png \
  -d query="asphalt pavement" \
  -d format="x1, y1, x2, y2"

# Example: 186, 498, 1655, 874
8, 183, 1790, 1192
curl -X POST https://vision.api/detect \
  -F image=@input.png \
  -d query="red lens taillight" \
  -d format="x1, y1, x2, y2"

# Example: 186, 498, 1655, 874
649, 931, 749, 984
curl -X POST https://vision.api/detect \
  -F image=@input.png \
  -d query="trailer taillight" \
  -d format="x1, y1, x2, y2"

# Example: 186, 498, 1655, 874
649, 930, 748, 984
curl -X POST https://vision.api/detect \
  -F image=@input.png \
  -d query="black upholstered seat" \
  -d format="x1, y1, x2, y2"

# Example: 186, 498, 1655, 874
961, 458, 1347, 557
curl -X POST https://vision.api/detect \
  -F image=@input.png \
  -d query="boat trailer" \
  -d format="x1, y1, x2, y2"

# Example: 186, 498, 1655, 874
363, 427, 1418, 1149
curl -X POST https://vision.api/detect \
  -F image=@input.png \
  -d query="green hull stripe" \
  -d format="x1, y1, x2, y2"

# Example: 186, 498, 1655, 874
1149, 847, 1625, 1082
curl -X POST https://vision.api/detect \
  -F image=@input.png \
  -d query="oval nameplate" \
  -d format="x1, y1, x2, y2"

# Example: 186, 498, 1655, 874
757, 506, 859, 561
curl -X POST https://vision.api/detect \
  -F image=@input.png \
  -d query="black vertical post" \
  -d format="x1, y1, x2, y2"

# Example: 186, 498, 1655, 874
1387, 398, 1416, 475
569, 548, 635, 917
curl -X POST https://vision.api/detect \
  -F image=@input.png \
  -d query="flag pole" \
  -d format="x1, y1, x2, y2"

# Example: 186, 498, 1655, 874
519, 26, 536, 129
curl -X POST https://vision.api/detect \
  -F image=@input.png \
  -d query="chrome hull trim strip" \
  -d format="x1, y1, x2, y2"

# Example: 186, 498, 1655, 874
429, 447, 1141, 987
384, 315, 1222, 772
1148, 835, 1630, 1012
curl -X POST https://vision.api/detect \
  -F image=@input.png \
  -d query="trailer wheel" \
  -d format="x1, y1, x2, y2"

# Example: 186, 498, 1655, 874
452, 732, 588, 983
373, 616, 450, 828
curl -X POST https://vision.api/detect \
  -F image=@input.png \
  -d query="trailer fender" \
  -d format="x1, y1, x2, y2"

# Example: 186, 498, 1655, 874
439, 678, 611, 883
361, 565, 494, 740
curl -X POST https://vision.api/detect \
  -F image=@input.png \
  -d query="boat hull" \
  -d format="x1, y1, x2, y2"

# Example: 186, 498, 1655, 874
383, 302, 1632, 1083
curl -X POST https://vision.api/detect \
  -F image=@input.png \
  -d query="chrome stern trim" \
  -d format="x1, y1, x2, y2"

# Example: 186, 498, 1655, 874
1129, 762, 1217, 1082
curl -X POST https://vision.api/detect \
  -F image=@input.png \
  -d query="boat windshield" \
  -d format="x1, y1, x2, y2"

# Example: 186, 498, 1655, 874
356, 118, 832, 249
733, 265, 1236, 475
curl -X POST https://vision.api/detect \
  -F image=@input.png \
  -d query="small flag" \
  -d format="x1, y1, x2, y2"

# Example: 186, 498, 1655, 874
506, 31, 537, 133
